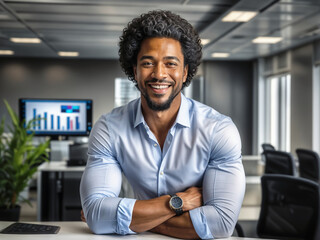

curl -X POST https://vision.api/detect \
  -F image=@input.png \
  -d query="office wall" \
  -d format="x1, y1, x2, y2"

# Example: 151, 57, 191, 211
203, 61, 253, 155
0, 58, 254, 154
290, 44, 313, 150
0, 58, 127, 123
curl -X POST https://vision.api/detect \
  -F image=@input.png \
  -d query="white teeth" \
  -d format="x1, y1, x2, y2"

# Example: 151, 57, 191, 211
150, 85, 169, 89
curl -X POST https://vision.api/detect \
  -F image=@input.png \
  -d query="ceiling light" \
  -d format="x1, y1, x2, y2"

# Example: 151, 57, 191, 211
58, 51, 79, 57
222, 11, 258, 22
211, 52, 230, 58
10, 38, 41, 43
252, 37, 282, 44
0, 50, 14, 55
201, 39, 210, 45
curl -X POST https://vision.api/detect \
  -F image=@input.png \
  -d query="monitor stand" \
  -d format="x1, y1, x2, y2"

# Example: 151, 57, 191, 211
50, 139, 72, 162
50, 135, 69, 141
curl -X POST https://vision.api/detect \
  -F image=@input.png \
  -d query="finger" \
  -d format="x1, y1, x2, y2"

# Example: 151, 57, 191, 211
81, 209, 87, 222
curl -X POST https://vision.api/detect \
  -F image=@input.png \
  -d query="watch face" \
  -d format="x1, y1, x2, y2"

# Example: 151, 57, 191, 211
171, 196, 183, 209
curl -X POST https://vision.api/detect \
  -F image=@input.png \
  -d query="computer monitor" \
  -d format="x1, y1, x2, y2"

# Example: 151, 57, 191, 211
19, 98, 93, 138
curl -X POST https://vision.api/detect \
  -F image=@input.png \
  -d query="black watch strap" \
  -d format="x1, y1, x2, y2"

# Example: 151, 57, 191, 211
175, 206, 184, 216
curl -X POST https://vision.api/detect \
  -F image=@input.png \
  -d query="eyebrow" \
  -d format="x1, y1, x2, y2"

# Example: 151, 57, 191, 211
139, 55, 181, 63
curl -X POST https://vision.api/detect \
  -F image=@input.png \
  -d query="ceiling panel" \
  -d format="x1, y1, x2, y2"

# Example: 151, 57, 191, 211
8, 2, 222, 14
0, 20, 26, 29
281, 0, 320, 3
0, 0, 319, 60
202, 0, 320, 60
4, 0, 183, 4
28, 22, 124, 31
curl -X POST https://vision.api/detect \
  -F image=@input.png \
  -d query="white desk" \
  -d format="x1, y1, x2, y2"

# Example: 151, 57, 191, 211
38, 161, 85, 172
0, 221, 271, 240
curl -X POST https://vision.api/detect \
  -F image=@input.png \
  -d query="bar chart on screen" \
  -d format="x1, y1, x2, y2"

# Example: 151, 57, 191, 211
25, 101, 87, 133
19, 98, 93, 137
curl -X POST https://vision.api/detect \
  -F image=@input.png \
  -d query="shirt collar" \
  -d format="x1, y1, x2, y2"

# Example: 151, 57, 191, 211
134, 98, 144, 128
175, 93, 190, 128
133, 93, 191, 128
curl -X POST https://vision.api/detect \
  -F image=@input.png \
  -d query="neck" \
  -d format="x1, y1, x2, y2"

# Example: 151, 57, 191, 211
141, 94, 181, 149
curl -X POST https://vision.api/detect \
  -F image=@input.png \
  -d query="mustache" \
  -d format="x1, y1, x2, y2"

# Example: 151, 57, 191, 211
146, 78, 173, 85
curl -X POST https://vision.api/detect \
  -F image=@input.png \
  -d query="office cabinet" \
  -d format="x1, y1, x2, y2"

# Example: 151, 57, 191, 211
37, 162, 84, 221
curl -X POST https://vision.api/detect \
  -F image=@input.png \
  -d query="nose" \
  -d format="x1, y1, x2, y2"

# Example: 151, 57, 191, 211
151, 63, 167, 79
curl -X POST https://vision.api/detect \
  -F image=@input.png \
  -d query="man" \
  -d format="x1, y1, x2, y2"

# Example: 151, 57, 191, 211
80, 10, 245, 239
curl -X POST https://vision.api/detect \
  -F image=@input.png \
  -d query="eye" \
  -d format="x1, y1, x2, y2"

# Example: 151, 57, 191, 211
166, 62, 178, 67
141, 61, 153, 67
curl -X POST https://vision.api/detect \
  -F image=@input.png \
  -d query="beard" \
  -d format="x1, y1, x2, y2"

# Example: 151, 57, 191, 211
144, 90, 181, 111
138, 78, 183, 112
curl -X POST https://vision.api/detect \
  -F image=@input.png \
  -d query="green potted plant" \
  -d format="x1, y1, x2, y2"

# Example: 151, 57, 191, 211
0, 100, 50, 220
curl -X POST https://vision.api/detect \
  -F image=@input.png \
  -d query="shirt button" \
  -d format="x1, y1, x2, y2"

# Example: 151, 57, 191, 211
160, 171, 164, 175
153, 143, 158, 147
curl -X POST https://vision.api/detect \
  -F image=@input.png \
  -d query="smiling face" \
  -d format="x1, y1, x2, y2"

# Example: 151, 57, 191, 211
134, 37, 188, 112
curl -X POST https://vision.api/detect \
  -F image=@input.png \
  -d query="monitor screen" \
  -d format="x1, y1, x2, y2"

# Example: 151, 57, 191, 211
19, 98, 93, 137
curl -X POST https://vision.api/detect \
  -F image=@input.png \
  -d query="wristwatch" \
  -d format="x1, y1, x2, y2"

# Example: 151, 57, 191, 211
169, 194, 184, 216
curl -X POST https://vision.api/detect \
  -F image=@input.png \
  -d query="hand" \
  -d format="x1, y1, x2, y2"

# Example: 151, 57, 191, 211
81, 209, 86, 222
177, 187, 202, 212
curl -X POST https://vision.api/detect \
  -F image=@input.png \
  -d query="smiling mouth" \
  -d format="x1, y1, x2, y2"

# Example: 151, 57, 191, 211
149, 84, 170, 89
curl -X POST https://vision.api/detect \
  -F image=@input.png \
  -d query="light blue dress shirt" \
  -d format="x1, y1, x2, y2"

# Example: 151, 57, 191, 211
80, 94, 245, 239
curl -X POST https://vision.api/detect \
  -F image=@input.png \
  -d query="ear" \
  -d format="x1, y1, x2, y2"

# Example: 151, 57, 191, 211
183, 65, 188, 83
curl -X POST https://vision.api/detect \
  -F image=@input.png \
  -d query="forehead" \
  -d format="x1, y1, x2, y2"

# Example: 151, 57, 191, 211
138, 37, 184, 60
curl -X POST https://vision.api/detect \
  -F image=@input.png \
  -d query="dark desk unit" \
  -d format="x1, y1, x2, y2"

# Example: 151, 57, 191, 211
37, 162, 85, 221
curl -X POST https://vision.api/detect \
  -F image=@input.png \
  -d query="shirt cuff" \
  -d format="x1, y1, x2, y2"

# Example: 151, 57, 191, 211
190, 208, 214, 239
116, 198, 137, 235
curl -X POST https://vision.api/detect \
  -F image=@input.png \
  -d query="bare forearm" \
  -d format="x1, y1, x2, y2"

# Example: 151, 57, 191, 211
130, 187, 202, 234
130, 195, 175, 232
150, 212, 199, 239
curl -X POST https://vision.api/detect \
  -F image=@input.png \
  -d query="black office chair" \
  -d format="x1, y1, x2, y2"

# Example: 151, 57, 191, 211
264, 150, 296, 175
257, 174, 320, 240
261, 143, 276, 164
296, 148, 320, 183
234, 222, 244, 237
261, 143, 276, 152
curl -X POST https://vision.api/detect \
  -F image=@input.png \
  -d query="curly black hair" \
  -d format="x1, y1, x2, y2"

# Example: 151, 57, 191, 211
118, 10, 202, 87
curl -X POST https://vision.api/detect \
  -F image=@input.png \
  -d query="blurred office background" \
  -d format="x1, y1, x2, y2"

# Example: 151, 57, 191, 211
0, 0, 320, 237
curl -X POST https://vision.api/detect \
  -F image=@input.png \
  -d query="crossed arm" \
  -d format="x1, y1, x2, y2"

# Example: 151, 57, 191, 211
80, 162, 245, 239
130, 186, 202, 239
81, 187, 202, 239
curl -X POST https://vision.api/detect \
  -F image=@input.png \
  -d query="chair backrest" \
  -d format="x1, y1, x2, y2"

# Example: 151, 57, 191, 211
296, 148, 320, 183
234, 222, 244, 237
257, 174, 320, 240
264, 150, 296, 175
262, 143, 276, 152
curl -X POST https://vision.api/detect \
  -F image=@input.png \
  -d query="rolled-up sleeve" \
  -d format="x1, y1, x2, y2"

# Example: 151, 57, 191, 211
117, 198, 137, 234
79, 116, 137, 235
189, 118, 246, 239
